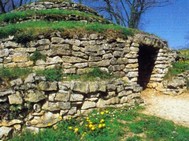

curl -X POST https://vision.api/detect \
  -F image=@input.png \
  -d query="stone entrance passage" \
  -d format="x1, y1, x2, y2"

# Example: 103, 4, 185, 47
137, 45, 159, 88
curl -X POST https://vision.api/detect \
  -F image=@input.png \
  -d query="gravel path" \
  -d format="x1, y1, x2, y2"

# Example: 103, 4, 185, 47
141, 89, 189, 127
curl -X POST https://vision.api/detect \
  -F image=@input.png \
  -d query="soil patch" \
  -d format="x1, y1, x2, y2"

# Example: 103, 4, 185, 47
141, 89, 189, 127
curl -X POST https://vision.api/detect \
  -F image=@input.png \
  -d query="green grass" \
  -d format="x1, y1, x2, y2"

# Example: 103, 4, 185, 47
36, 68, 63, 81
0, 9, 106, 24
0, 20, 134, 43
0, 67, 32, 81
0, 67, 113, 82
178, 49, 189, 62
165, 49, 189, 79
64, 67, 113, 81
10, 107, 189, 141
29, 51, 46, 63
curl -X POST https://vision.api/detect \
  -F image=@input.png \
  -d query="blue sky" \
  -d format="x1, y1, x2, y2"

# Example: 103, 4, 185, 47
142, 0, 189, 49
74, 0, 189, 49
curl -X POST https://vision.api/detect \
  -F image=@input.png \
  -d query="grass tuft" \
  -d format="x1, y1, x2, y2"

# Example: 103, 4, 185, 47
36, 68, 63, 81
0, 67, 32, 81
64, 67, 113, 81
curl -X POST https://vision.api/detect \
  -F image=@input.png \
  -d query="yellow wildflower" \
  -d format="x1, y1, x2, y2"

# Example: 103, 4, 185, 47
100, 119, 105, 123
98, 124, 103, 129
91, 126, 95, 131
100, 111, 104, 115
105, 110, 109, 114
68, 126, 73, 130
89, 124, 93, 128
74, 127, 79, 133
102, 123, 106, 127
47, 123, 51, 126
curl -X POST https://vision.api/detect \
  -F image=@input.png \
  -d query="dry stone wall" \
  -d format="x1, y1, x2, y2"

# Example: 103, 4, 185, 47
0, 33, 173, 86
15, 1, 99, 16
0, 73, 142, 140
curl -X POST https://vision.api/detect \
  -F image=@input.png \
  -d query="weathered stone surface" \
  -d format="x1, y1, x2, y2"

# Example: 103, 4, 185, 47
25, 90, 46, 102
10, 78, 23, 86
46, 56, 63, 64
37, 39, 50, 45
55, 92, 70, 102
8, 92, 23, 104
70, 93, 84, 102
42, 101, 71, 111
89, 60, 110, 67
51, 37, 64, 43
98, 82, 107, 92
106, 97, 120, 105
12, 53, 28, 62
27, 112, 61, 128
68, 107, 77, 115
81, 101, 96, 110
38, 81, 58, 91
120, 97, 128, 104
24, 73, 36, 83
73, 82, 88, 93
74, 63, 88, 68
0, 96, 7, 103
50, 44, 71, 56
89, 82, 99, 93
0, 119, 22, 127
118, 90, 132, 97
35, 59, 46, 65
0, 127, 13, 139
0, 89, 14, 97
0, 49, 9, 57
4, 41, 18, 48
64, 68, 76, 74
62, 56, 86, 63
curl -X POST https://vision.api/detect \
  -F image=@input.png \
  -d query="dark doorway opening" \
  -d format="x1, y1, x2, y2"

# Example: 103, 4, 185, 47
137, 45, 159, 89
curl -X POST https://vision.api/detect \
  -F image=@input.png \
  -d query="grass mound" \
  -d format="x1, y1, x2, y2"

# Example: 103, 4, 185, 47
0, 9, 107, 24
0, 21, 134, 43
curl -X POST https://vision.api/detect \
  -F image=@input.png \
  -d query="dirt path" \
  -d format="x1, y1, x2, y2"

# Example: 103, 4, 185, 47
141, 89, 189, 127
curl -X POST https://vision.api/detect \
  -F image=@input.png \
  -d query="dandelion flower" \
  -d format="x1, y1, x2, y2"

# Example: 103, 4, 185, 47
100, 111, 104, 115
100, 119, 105, 123
98, 124, 103, 129
102, 124, 106, 127
91, 126, 95, 131
74, 127, 79, 133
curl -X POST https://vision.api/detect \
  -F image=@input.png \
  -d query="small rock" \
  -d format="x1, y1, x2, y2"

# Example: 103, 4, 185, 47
0, 127, 13, 139
8, 92, 23, 104
24, 73, 36, 83
0, 89, 14, 97
70, 93, 84, 102
25, 90, 46, 102
10, 78, 23, 86
81, 101, 96, 110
